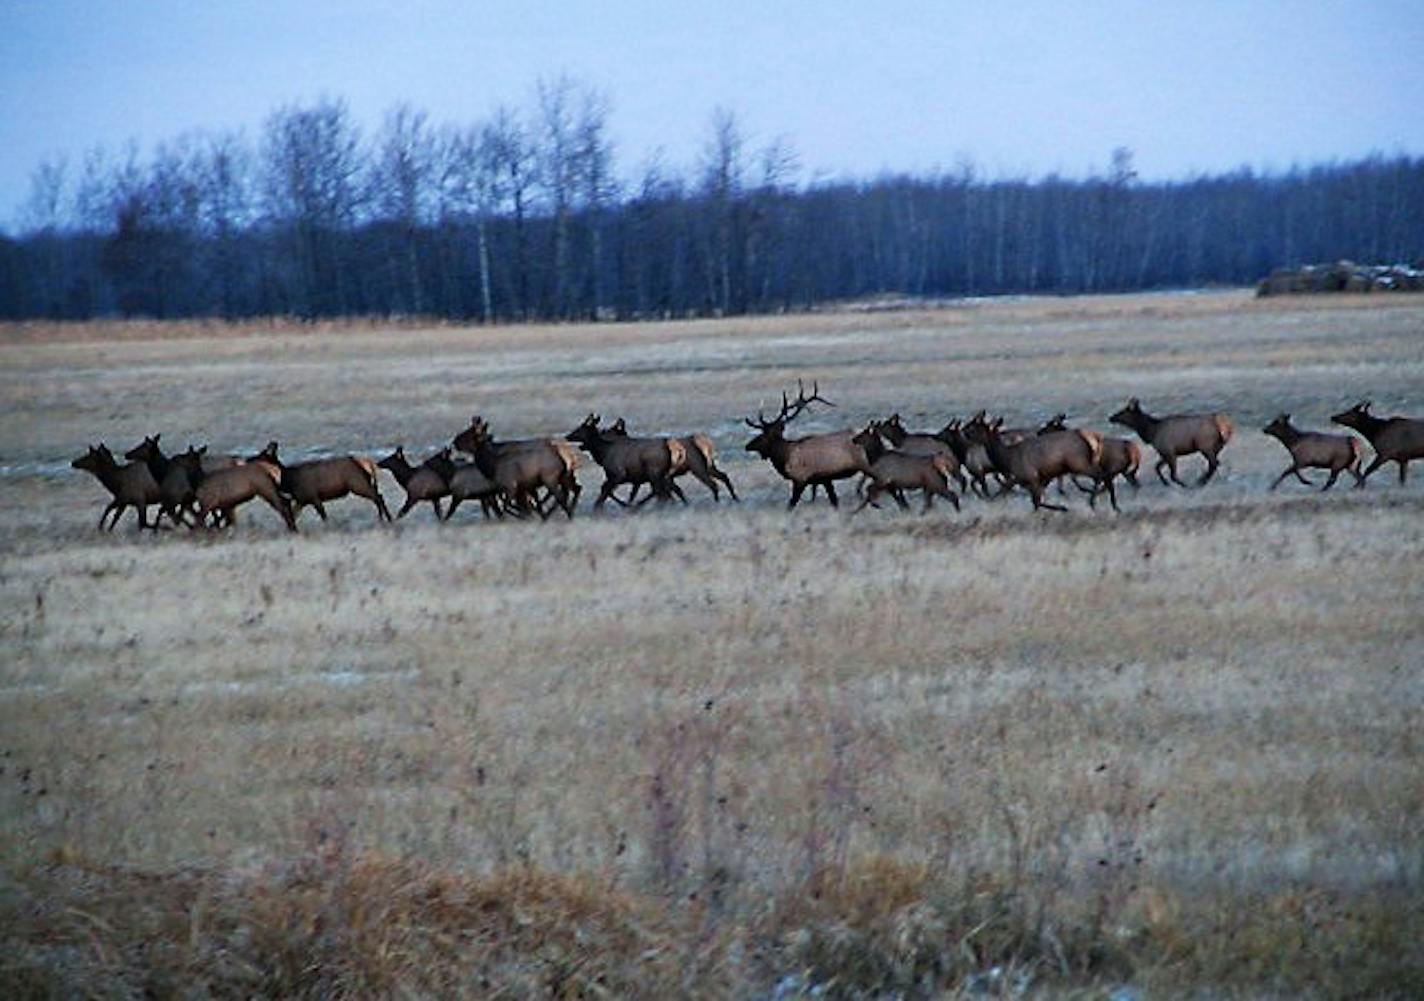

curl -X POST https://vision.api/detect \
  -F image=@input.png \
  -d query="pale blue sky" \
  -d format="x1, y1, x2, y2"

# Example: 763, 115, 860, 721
3, 0, 1422, 226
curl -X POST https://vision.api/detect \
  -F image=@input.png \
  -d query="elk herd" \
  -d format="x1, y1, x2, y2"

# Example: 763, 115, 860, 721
69, 388, 1424, 533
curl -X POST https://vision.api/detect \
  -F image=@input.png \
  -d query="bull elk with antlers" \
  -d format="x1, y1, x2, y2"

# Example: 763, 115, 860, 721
744, 381, 871, 509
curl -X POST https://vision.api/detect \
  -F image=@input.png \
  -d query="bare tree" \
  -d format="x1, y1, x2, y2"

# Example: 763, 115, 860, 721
261, 98, 364, 316
369, 103, 434, 313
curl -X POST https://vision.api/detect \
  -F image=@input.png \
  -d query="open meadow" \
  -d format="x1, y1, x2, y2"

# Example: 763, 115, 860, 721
2, 291, 1423, 997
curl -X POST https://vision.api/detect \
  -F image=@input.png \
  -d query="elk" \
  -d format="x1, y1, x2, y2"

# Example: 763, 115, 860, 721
605, 417, 738, 502
567, 415, 686, 509
1108, 397, 1234, 486
193, 454, 296, 531
875, 414, 967, 492
964, 414, 1103, 512
376, 447, 456, 519
71, 444, 164, 531
124, 434, 203, 528
852, 427, 960, 513
1039, 413, 1141, 512
744, 381, 871, 509
1331, 400, 1424, 485
455, 418, 579, 518
252, 442, 391, 524
444, 459, 504, 520
1261, 414, 1364, 491
935, 418, 1003, 498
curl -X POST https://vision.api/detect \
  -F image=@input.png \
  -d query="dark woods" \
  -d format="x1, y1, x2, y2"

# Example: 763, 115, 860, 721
3, 86, 1423, 323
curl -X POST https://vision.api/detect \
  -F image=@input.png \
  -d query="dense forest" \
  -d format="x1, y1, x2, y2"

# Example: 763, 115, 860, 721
2, 82, 1422, 322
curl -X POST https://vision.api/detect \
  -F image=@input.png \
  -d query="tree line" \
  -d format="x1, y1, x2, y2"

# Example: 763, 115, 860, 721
3, 81, 1422, 323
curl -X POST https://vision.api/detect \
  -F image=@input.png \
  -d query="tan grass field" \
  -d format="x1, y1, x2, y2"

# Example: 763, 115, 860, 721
1, 291, 1423, 997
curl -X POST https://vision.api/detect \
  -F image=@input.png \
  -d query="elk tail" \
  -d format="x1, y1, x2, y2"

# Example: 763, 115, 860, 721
692, 433, 716, 466
667, 438, 688, 470
1080, 430, 1104, 467
355, 455, 380, 486
1214, 413, 1235, 444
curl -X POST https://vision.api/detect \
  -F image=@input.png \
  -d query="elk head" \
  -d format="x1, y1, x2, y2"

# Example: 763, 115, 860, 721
744, 380, 833, 456
124, 433, 161, 463
565, 413, 603, 447
1330, 400, 1373, 430
1108, 398, 1143, 428
1262, 413, 1293, 439
452, 417, 490, 456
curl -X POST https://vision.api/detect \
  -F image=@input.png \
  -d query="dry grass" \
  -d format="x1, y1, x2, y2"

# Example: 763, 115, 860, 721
2, 291, 1423, 997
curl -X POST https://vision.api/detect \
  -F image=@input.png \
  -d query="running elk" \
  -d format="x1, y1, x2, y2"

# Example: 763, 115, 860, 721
744, 381, 871, 509
1262, 414, 1364, 490
194, 453, 296, 531
1331, 401, 1424, 485
1109, 398, 1234, 486
965, 414, 1103, 512
377, 446, 454, 519
566, 415, 686, 509
606, 418, 738, 502
124, 434, 203, 527
71, 444, 163, 531
853, 426, 960, 513
1039, 414, 1141, 512
455, 418, 579, 518
253, 442, 391, 524
875, 414, 967, 492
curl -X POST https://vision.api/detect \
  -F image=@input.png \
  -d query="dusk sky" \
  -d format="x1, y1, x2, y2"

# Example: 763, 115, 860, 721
3, 0, 1422, 228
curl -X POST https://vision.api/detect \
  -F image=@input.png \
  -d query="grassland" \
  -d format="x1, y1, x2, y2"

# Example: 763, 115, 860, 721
1, 291, 1422, 997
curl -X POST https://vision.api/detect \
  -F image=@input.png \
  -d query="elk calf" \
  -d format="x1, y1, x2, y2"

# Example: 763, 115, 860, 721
1331, 400, 1424, 485
377, 447, 453, 519
965, 415, 1103, 512
853, 427, 960, 513
1109, 397, 1233, 486
1039, 414, 1141, 512
567, 414, 686, 509
1262, 414, 1363, 490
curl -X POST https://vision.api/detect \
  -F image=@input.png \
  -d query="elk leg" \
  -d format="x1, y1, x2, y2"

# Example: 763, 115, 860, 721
823, 481, 841, 508
669, 480, 687, 504
1124, 469, 1141, 489
98, 500, 119, 530
1269, 466, 1296, 491
1030, 482, 1068, 513
1198, 452, 1220, 486
1154, 457, 1172, 486
430, 498, 444, 519
312, 500, 328, 521
714, 467, 739, 501
397, 496, 419, 518
787, 481, 808, 509
1166, 457, 1189, 488
1399, 459, 1409, 484
1357, 454, 1386, 485
1101, 478, 1120, 513
1321, 468, 1343, 491
444, 496, 462, 521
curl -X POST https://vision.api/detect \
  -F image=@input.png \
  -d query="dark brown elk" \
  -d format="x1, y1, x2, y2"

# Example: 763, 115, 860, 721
935, 417, 1003, 498
377, 446, 454, 519
444, 459, 504, 521
1262, 414, 1364, 491
606, 417, 738, 502
124, 434, 203, 528
875, 414, 967, 492
964, 414, 1103, 512
1108, 398, 1234, 486
253, 442, 391, 524
744, 381, 871, 509
71, 444, 163, 530
1038, 413, 1141, 512
1331, 400, 1424, 485
567, 415, 686, 509
852, 427, 960, 513
455, 418, 579, 518
193, 454, 296, 531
